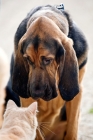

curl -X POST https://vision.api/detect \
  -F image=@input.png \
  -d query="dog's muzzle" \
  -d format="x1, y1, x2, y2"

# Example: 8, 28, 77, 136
28, 83, 57, 101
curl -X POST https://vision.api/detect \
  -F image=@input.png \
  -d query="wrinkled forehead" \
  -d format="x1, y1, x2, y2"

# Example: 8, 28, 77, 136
21, 16, 63, 57
25, 35, 57, 58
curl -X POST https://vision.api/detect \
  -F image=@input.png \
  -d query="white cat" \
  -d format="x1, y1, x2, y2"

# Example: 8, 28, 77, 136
0, 100, 38, 140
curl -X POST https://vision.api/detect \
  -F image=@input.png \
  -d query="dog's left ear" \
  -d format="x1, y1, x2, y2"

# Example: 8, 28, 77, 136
58, 37, 79, 101
12, 42, 29, 98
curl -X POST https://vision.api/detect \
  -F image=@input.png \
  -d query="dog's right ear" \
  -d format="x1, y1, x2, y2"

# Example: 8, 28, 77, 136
58, 34, 79, 101
58, 37, 79, 101
12, 40, 29, 98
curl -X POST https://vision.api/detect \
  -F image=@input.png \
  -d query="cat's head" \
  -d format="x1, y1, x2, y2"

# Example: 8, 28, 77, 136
3, 100, 38, 140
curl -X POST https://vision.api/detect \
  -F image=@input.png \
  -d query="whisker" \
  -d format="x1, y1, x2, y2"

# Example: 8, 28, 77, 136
39, 122, 51, 126
40, 125, 56, 135
37, 126, 45, 139
40, 124, 50, 128
40, 129, 45, 139
39, 126, 47, 139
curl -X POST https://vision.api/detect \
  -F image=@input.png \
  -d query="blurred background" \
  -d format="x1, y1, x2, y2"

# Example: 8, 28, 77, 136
0, 0, 93, 139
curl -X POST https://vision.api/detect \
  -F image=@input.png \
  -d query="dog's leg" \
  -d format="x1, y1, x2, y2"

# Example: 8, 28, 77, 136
64, 66, 86, 140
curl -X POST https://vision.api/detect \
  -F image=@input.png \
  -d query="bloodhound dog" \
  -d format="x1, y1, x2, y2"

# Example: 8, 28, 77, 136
9, 4, 88, 140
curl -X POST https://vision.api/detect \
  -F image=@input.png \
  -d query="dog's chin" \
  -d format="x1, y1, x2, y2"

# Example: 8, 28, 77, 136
29, 93, 53, 101
42, 96, 55, 101
30, 95, 57, 101
28, 90, 58, 101
42, 90, 58, 101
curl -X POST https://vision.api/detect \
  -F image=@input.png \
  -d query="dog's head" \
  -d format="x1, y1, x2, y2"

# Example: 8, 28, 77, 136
12, 16, 79, 101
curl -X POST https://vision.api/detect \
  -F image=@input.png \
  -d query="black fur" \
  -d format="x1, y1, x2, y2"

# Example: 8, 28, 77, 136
6, 54, 20, 106
14, 5, 88, 66
6, 4, 88, 104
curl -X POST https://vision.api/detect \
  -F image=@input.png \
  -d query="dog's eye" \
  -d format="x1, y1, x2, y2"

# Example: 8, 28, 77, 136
42, 57, 53, 65
27, 57, 34, 65
28, 60, 34, 65
24, 55, 34, 65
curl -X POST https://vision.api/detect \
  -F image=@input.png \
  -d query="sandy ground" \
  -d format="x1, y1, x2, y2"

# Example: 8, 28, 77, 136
0, 0, 93, 139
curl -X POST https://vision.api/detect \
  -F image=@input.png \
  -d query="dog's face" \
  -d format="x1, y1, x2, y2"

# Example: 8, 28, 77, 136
23, 39, 59, 101
12, 16, 79, 101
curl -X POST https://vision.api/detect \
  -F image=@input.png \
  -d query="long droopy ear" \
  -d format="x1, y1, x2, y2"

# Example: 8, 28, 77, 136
12, 41, 29, 98
58, 37, 79, 101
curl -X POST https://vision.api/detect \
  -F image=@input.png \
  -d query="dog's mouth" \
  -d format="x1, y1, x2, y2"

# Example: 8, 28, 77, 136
31, 90, 45, 100
29, 90, 53, 101
27, 80, 58, 101
42, 88, 53, 101
28, 86, 57, 101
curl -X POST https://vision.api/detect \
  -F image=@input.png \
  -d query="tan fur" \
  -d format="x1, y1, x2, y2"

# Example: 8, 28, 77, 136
64, 66, 86, 140
15, 16, 87, 140
0, 100, 38, 140
0, 47, 10, 127
20, 66, 86, 140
